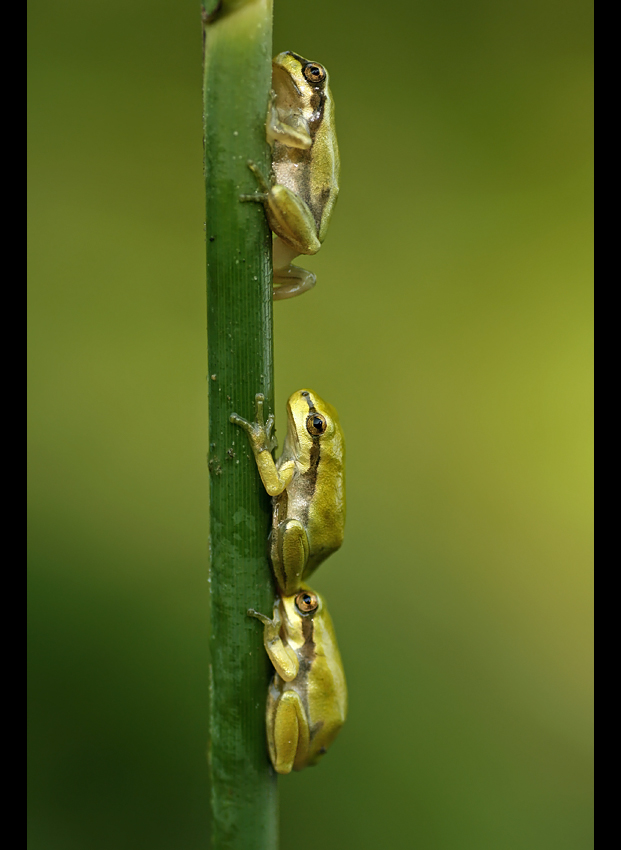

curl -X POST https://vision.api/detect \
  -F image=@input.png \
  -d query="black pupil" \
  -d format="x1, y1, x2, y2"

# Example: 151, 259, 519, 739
303, 595, 311, 604
313, 417, 323, 431
309, 66, 320, 77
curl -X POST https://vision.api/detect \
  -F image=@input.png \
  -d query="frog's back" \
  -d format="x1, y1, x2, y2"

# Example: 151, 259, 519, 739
309, 89, 339, 242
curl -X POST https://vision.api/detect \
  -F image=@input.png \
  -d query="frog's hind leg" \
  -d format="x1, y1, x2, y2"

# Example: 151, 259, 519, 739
266, 188, 321, 257
270, 518, 310, 596
269, 690, 310, 775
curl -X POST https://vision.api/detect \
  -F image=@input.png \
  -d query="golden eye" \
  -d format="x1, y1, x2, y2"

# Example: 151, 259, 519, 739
303, 63, 326, 84
295, 591, 319, 614
306, 413, 327, 436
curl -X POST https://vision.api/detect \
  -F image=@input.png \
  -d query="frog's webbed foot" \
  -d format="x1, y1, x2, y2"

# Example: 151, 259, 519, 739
273, 265, 317, 300
239, 192, 269, 203
271, 237, 317, 300
230, 393, 278, 454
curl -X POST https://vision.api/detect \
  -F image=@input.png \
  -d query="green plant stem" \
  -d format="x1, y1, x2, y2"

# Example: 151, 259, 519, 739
203, 1, 277, 847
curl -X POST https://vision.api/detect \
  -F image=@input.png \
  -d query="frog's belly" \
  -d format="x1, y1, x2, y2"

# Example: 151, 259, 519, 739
273, 159, 305, 195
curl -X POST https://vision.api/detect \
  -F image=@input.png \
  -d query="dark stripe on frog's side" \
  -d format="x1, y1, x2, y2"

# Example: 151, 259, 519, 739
299, 392, 322, 525
272, 437, 319, 530
297, 609, 319, 741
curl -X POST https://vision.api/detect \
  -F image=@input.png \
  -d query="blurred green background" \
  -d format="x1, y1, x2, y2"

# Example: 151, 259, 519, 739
28, 0, 593, 847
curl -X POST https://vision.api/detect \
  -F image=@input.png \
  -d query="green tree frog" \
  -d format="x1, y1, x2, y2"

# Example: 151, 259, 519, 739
242, 51, 340, 300
230, 389, 345, 595
248, 586, 347, 774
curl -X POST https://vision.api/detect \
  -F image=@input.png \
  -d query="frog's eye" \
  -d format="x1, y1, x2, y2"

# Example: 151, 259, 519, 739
303, 63, 326, 84
306, 413, 327, 436
295, 591, 319, 614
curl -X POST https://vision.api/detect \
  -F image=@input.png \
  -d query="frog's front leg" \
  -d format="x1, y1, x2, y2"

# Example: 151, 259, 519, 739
248, 602, 299, 681
267, 688, 310, 775
230, 393, 294, 497
269, 519, 310, 596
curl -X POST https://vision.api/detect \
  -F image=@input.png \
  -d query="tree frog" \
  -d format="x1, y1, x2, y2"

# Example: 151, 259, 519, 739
241, 51, 340, 300
230, 389, 345, 595
248, 585, 347, 774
